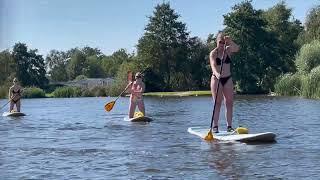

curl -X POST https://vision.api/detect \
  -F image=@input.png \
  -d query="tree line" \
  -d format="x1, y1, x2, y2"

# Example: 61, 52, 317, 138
1, 1, 320, 97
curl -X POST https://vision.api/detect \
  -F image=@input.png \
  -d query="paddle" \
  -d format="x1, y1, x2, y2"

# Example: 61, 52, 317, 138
105, 71, 134, 112
0, 99, 12, 111
204, 45, 227, 141
0, 93, 19, 111
104, 82, 133, 112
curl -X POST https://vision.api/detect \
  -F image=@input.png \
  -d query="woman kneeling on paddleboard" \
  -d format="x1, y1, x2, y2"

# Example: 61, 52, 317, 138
128, 72, 146, 118
209, 32, 239, 133
9, 78, 23, 112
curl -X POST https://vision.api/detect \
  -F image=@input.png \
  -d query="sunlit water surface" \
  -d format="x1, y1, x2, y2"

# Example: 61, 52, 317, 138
1, 96, 319, 179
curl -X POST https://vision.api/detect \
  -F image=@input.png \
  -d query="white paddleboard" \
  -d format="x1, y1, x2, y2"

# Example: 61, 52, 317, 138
188, 127, 276, 142
124, 116, 153, 122
2, 112, 26, 117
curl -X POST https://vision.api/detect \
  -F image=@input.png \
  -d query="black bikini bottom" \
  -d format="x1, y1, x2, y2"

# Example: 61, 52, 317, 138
11, 99, 20, 103
213, 75, 231, 86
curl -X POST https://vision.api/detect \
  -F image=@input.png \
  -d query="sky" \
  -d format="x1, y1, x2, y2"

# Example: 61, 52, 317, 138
1, 0, 319, 56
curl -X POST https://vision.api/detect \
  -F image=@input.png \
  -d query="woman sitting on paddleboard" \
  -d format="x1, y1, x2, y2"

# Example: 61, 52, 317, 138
209, 32, 239, 133
128, 72, 145, 118
9, 78, 23, 112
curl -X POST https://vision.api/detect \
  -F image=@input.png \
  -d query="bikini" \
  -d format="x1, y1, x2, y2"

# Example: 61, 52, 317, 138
213, 55, 232, 86
131, 84, 143, 103
11, 89, 21, 103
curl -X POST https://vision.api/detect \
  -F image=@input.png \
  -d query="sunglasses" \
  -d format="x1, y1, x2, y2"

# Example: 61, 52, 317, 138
135, 76, 142, 79
218, 41, 225, 44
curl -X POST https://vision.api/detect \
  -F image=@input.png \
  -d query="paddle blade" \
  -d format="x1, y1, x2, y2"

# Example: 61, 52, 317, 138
204, 129, 214, 141
104, 101, 116, 112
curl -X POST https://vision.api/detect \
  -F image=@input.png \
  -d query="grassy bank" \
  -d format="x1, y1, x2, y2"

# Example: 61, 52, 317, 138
143, 91, 211, 97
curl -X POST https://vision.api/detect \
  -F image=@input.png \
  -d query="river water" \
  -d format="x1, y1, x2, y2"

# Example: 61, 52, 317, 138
0, 96, 319, 179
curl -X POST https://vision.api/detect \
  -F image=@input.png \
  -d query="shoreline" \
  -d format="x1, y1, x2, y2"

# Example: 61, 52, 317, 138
143, 91, 278, 97
0, 91, 279, 99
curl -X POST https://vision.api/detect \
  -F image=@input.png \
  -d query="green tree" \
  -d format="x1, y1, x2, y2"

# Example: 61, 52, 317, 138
67, 50, 87, 80
297, 5, 320, 45
85, 55, 105, 78
223, 1, 281, 93
45, 50, 69, 82
263, 1, 303, 72
82, 46, 103, 58
101, 49, 134, 77
0, 50, 16, 84
187, 37, 210, 90
12, 43, 48, 87
137, 2, 189, 91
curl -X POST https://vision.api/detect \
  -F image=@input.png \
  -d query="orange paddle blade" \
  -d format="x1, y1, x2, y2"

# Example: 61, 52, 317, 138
204, 129, 214, 141
105, 101, 116, 112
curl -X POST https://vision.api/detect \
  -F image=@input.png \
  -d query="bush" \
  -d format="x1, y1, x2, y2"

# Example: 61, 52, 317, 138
22, 87, 46, 98
0, 86, 8, 99
75, 75, 87, 81
274, 73, 302, 96
301, 65, 320, 98
43, 84, 65, 93
53, 86, 82, 98
295, 40, 320, 73
90, 86, 107, 97
81, 88, 94, 97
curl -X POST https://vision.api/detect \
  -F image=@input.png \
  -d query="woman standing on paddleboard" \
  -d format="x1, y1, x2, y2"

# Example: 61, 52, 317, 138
8, 78, 23, 112
209, 32, 239, 133
128, 72, 146, 118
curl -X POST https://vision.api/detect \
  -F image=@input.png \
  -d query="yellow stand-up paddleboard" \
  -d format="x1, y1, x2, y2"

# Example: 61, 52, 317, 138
188, 127, 276, 143
124, 111, 152, 122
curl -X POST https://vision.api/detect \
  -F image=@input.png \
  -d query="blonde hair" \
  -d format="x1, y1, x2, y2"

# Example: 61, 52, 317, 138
216, 31, 225, 42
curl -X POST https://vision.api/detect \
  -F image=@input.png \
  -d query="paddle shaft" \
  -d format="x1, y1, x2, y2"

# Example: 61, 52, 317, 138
114, 82, 133, 102
0, 93, 19, 110
209, 45, 227, 129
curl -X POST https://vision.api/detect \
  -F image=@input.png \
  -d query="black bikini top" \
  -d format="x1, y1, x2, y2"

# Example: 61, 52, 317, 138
216, 55, 231, 65
12, 89, 21, 94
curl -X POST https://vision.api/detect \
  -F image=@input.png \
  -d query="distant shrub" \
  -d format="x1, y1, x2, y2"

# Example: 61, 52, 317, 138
301, 65, 320, 98
90, 86, 107, 97
295, 40, 320, 73
81, 88, 94, 97
75, 75, 87, 81
22, 87, 46, 98
0, 86, 8, 99
274, 73, 302, 96
53, 87, 82, 98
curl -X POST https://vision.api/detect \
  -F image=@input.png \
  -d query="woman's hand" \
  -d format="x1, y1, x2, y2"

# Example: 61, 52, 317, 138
215, 73, 221, 79
224, 36, 240, 53
224, 36, 232, 45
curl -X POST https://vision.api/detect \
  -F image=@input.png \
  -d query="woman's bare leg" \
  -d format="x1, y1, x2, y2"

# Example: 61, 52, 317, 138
211, 76, 224, 127
137, 100, 145, 116
129, 100, 136, 118
223, 78, 234, 127
9, 101, 14, 112
16, 100, 21, 112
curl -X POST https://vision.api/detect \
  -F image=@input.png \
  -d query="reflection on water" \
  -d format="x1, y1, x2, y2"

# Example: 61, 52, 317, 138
0, 96, 320, 179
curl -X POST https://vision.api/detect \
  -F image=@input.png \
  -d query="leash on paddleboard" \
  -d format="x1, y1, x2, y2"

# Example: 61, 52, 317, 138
204, 44, 227, 141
